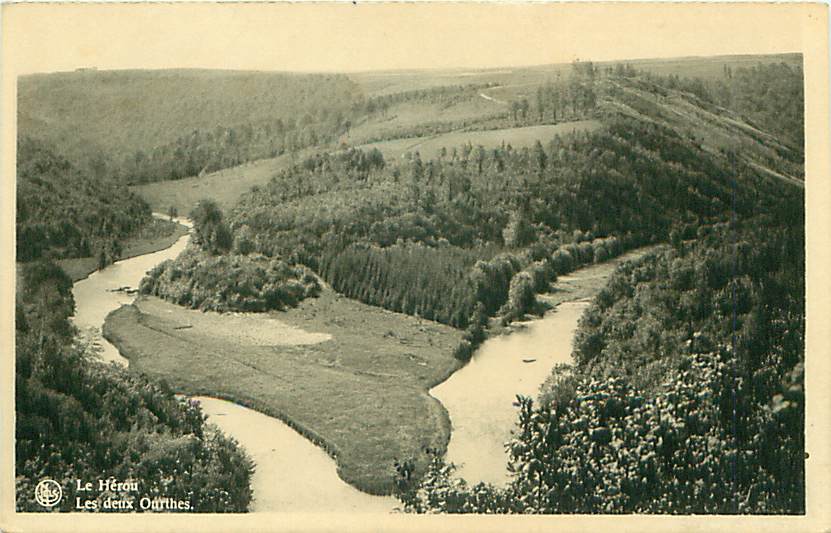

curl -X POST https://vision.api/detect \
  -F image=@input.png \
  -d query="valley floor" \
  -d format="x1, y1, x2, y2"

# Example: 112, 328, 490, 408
104, 285, 463, 495
102, 246, 657, 496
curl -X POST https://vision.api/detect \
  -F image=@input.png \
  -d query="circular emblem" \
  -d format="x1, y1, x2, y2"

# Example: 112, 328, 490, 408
34, 479, 62, 508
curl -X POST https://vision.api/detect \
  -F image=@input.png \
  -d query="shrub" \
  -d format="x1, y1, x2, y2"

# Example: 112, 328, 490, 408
140, 246, 319, 312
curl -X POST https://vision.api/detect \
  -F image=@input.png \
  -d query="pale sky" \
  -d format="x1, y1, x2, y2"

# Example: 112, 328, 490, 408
1, 2, 817, 75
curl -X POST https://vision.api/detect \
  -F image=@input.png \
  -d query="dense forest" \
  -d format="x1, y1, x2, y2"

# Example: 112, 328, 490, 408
16, 137, 151, 264
396, 212, 805, 513
15, 260, 254, 512
226, 103, 797, 337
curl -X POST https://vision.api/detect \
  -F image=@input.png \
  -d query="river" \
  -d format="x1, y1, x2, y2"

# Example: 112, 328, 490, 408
72, 215, 191, 365
70, 215, 396, 512
70, 213, 613, 510
431, 300, 589, 486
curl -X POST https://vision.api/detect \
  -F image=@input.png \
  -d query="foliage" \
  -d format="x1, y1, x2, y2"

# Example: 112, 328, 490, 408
399, 212, 805, 514
400, 348, 803, 514
321, 241, 482, 327
190, 200, 233, 255
16, 137, 151, 264
15, 260, 254, 512
140, 247, 320, 313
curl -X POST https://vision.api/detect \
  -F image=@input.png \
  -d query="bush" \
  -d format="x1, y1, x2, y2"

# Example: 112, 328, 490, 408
503, 271, 536, 320
140, 246, 319, 312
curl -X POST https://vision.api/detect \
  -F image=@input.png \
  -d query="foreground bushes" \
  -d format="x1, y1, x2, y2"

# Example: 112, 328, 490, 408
399, 214, 805, 514
397, 349, 804, 514
140, 247, 320, 312
16, 260, 254, 512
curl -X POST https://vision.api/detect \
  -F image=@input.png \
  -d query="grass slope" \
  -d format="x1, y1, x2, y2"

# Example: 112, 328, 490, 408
130, 149, 320, 214
358, 120, 600, 161
601, 77, 803, 183
104, 286, 463, 495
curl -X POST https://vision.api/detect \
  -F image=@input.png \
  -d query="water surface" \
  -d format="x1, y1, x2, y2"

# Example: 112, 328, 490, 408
70, 216, 395, 512
71, 216, 191, 364
431, 300, 589, 486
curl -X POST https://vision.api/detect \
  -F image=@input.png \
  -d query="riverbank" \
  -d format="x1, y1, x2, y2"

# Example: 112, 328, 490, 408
58, 217, 189, 282
104, 286, 463, 496
432, 245, 661, 485
489, 245, 663, 338
102, 244, 659, 498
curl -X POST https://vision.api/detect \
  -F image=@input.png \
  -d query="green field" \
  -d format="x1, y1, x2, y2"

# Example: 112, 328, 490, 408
342, 94, 504, 146
358, 120, 601, 160
104, 286, 463, 495
130, 151, 313, 215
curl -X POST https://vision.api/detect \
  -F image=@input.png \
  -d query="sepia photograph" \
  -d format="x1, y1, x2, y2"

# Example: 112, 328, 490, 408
1, 2, 829, 531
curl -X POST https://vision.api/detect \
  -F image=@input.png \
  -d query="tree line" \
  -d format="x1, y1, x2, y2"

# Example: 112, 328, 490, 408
16, 137, 151, 266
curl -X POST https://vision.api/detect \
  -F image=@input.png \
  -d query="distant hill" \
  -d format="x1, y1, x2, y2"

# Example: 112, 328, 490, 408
18, 69, 364, 181
18, 54, 801, 188
348, 53, 802, 95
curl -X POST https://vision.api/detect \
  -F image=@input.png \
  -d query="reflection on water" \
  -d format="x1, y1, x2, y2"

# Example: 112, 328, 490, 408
431, 301, 589, 486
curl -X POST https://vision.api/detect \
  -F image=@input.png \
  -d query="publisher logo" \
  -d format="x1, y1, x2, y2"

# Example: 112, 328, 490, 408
34, 479, 62, 508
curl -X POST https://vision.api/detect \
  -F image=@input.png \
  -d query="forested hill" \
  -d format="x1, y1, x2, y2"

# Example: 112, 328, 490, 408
16, 137, 151, 264
18, 69, 364, 184
389, 68, 805, 515
142, 65, 803, 343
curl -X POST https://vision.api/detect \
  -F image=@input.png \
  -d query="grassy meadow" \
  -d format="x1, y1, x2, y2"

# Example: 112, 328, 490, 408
357, 120, 600, 160
129, 148, 329, 215
104, 286, 463, 495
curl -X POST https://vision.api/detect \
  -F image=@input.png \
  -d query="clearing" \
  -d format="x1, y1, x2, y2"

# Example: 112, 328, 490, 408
130, 149, 317, 215
358, 120, 601, 160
